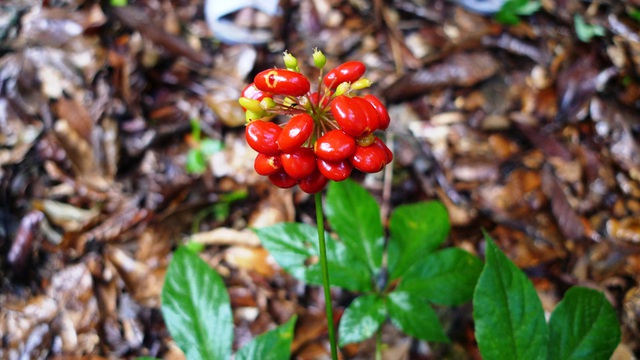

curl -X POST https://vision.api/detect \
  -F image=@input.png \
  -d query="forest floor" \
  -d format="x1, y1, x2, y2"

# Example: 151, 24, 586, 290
1, 0, 639, 358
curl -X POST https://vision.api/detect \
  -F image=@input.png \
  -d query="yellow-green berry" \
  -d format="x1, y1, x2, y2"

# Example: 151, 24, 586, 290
313, 48, 326, 69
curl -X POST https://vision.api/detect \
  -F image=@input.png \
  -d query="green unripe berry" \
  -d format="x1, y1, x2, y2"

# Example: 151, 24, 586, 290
245, 109, 266, 122
351, 78, 372, 90
260, 97, 276, 110
239, 97, 263, 113
313, 48, 326, 69
283, 51, 299, 71
334, 82, 350, 97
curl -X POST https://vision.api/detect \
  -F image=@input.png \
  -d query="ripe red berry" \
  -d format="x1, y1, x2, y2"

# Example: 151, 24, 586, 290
308, 92, 330, 107
314, 130, 356, 162
363, 94, 390, 130
268, 170, 297, 188
254, 153, 282, 176
317, 158, 353, 181
372, 137, 393, 164
254, 69, 311, 97
323, 61, 366, 89
352, 97, 379, 134
278, 113, 314, 153
350, 144, 387, 173
281, 147, 317, 179
245, 121, 282, 155
330, 95, 367, 138
298, 171, 329, 194
242, 83, 272, 101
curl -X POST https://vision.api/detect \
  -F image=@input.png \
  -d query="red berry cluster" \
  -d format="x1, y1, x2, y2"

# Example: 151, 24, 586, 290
240, 50, 392, 194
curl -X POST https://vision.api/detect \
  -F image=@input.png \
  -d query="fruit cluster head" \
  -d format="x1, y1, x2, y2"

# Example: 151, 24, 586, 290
240, 49, 392, 194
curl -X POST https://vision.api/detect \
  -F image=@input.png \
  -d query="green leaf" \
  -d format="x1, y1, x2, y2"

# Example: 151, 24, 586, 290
388, 201, 450, 279
255, 223, 372, 292
548, 287, 621, 360
338, 294, 387, 346
397, 248, 482, 306
236, 315, 297, 360
495, 0, 540, 24
186, 149, 207, 174
574, 14, 606, 42
628, 7, 640, 22
387, 291, 448, 342
161, 247, 233, 360
200, 138, 224, 156
473, 234, 548, 360
325, 179, 384, 273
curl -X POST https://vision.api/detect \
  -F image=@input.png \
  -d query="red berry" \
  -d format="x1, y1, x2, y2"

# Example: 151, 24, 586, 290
323, 61, 366, 89
245, 121, 282, 155
281, 147, 317, 179
350, 144, 387, 173
314, 130, 356, 162
298, 171, 329, 194
330, 95, 367, 138
278, 113, 314, 153
372, 137, 393, 164
242, 83, 272, 101
268, 170, 297, 188
254, 69, 311, 97
254, 153, 282, 176
309, 92, 330, 107
363, 94, 390, 130
352, 96, 379, 134
317, 158, 352, 181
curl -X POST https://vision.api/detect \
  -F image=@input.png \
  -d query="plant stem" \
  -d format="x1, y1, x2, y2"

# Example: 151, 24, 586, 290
375, 326, 382, 360
315, 192, 339, 360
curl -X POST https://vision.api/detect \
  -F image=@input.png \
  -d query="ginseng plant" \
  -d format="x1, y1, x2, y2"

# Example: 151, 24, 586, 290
239, 50, 392, 359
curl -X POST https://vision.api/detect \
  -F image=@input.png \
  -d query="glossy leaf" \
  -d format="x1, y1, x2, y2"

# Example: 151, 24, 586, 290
255, 223, 371, 292
325, 179, 384, 273
548, 287, 620, 360
236, 315, 297, 360
397, 248, 482, 306
161, 247, 233, 360
388, 201, 450, 279
387, 291, 448, 342
338, 294, 387, 346
473, 234, 548, 360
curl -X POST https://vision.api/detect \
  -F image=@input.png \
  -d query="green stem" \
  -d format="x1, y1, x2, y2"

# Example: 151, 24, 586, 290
315, 192, 339, 360
375, 326, 382, 360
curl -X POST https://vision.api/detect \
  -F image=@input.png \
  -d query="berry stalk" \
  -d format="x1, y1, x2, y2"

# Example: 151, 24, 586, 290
315, 192, 339, 360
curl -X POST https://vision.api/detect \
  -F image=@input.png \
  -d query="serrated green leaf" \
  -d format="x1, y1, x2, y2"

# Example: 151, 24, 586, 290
255, 223, 372, 292
325, 179, 384, 273
397, 248, 482, 306
236, 315, 297, 360
473, 234, 548, 360
338, 294, 387, 346
548, 287, 621, 360
388, 201, 450, 280
161, 247, 232, 360
387, 291, 448, 343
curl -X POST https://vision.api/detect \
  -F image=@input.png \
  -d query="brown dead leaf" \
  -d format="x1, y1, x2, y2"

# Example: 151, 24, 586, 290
384, 52, 500, 101
224, 246, 276, 277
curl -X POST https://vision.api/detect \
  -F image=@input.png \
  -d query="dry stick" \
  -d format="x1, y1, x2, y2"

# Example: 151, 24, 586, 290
315, 192, 339, 360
